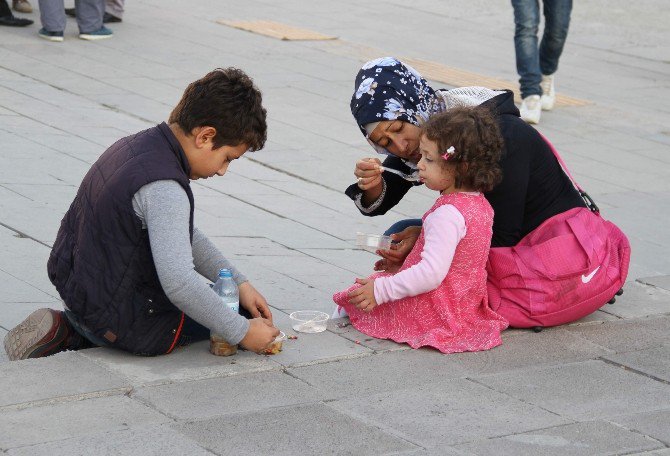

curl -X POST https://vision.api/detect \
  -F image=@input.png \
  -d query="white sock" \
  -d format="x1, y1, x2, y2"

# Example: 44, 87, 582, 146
332, 306, 348, 318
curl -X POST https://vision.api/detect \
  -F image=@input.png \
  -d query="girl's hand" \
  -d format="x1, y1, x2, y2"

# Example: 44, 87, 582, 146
347, 278, 378, 313
354, 158, 383, 191
238, 282, 273, 324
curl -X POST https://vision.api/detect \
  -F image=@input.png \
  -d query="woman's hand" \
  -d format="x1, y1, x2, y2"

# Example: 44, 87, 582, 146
347, 278, 378, 313
238, 282, 273, 324
354, 158, 383, 191
240, 318, 279, 354
375, 225, 421, 271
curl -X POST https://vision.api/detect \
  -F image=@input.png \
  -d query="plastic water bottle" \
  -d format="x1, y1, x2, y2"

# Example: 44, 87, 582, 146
210, 268, 239, 356
212, 268, 239, 313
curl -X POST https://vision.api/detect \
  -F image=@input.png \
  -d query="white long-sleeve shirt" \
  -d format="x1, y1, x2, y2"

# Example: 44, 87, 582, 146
373, 204, 467, 304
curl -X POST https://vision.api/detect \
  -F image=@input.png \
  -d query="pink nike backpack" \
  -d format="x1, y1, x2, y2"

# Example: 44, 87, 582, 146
486, 135, 631, 329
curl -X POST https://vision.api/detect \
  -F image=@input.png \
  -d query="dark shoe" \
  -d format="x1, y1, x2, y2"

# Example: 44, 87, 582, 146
12, 0, 32, 14
38, 27, 64, 41
64, 7, 76, 18
103, 12, 121, 23
79, 25, 113, 40
0, 15, 33, 26
4, 309, 71, 360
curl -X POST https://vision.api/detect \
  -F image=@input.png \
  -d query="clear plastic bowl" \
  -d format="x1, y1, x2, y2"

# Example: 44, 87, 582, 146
356, 232, 392, 253
289, 311, 329, 333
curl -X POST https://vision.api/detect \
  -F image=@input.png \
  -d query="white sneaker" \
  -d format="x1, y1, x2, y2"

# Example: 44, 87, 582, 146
540, 74, 555, 111
520, 95, 541, 124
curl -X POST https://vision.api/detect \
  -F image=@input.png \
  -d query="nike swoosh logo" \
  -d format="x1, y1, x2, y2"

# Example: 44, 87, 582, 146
581, 266, 601, 283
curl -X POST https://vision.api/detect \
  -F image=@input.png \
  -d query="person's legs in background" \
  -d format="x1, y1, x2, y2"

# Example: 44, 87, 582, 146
512, 0, 542, 124
383, 218, 423, 237
76, 0, 112, 40
539, 0, 572, 111
0, 0, 33, 25
104, 0, 123, 22
37, 0, 65, 40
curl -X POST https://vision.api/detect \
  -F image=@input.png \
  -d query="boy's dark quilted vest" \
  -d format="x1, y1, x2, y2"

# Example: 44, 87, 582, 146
48, 123, 194, 356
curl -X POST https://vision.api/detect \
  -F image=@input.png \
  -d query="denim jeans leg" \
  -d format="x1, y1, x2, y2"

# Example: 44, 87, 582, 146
540, 0, 572, 76
383, 218, 423, 237
512, 0, 542, 98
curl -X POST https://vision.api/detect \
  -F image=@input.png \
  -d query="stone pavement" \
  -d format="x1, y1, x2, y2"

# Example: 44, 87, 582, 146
1, 0, 669, 454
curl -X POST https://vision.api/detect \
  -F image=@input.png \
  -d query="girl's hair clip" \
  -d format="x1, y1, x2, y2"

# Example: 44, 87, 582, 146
441, 146, 456, 160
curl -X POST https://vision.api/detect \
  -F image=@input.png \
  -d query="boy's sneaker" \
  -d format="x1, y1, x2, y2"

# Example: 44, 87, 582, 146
79, 26, 113, 41
38, 28, 64, 42
540, 74, 556, 111
4, 308, 71, 360
520, 95, 541, 124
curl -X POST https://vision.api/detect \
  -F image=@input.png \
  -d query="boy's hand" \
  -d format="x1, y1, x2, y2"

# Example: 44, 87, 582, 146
347, 278, 378, 313
239, 282, 273, 323
240, 318, 279, 354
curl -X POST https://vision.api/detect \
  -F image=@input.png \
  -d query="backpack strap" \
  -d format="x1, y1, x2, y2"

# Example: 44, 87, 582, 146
538, 132, 600, 214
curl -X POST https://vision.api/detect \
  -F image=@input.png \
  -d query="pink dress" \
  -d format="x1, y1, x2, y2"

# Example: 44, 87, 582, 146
333, 192, 508, 353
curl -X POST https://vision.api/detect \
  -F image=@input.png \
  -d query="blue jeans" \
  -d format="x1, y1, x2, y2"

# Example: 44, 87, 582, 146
512, 0, 572, 98
383, 218, 423, 237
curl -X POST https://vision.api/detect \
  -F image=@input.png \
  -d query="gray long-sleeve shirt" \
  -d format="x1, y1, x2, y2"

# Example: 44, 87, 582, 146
132, 179, 249, 344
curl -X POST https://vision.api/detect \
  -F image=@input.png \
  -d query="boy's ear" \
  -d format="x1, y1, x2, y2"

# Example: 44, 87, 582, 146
194, 126, 217, 148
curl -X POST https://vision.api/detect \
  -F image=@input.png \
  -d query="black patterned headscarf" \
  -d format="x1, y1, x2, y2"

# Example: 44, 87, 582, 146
350, 57, 438, 155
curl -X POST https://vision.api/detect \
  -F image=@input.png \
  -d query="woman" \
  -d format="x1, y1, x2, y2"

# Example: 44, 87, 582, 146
346, 57, 586, 267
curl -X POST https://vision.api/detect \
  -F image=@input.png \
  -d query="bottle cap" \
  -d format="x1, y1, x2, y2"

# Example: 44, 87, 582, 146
218, 268, 233, 278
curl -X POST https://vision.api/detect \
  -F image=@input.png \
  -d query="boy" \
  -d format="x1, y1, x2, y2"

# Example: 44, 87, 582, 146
4, 68, 279, 359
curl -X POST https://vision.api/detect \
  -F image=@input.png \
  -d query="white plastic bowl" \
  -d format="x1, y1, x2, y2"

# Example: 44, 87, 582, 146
289, 310, 329, 333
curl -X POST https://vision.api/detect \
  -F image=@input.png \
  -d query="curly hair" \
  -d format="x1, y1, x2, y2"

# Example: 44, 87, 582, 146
422, 106, 503, 192
169, 68, 267, 151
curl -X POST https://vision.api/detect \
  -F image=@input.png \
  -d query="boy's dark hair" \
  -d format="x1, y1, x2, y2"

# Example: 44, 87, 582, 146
422, 106, 503, 192
169, 68, 267, 151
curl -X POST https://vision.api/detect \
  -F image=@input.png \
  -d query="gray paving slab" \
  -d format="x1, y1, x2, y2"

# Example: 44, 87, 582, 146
452, 421, 664, 456
134, 370, 324, 420
328, 317, 413, 352
262, 310, 372, 366
173, 402, 420, 456
287, 349, 464, 398
565, 315, 670, 353
79, 342, 276, 387
610, 409, 670, 447
6, 425, 213, 456
474, 360, 670, 421
0, 352, 130, 408
604, 345, 670, 383
0, 396, 170, 450
639, 275, 670, 293
328, 378, 570, 448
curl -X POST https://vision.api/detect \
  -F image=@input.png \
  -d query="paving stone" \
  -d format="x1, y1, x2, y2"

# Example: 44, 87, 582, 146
328, 378, 570, 448
174, 402, 420, 456
565, 315, 670, 353
6, 425, 212, 456
453, 421, 663, 455
604, 345, 670, 383
639, 275, 670, 293
0, 352, 130, 407
79, 343, 276, 387
135, 370, 325, 420
263, 310, 372, 367
288, 349, 464, 398
0, 396, 169, 449
611, 409, 670, 446
475, 360, 670, 420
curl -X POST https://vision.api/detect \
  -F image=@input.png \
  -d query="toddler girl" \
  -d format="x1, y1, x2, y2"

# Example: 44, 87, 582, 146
333, 106, 509, 353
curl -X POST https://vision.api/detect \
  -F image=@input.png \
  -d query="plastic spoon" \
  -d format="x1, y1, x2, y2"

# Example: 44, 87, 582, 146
380, 166, 420, 182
